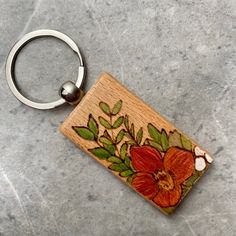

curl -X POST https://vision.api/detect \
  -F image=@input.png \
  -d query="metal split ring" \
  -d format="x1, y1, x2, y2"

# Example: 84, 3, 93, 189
5, 29, 85, 110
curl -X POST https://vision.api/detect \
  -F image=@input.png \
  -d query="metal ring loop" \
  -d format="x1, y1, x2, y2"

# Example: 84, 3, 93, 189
5, 29, 85, 110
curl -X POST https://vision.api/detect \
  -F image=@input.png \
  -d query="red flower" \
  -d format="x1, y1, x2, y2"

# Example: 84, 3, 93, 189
130, 146, 194, 208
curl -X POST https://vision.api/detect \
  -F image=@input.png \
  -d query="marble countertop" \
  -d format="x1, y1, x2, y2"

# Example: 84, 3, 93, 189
0, 0, 235, 235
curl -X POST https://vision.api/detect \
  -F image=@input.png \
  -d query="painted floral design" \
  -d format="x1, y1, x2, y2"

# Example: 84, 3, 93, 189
72, 100, 212, 214
194, 146, 213, 171
131, 146, 194, 207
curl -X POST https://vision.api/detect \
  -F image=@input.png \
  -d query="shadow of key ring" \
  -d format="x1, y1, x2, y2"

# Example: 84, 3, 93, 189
5, 29, 85, 110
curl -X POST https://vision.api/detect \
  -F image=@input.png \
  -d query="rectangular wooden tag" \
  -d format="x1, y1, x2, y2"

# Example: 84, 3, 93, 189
60, 73, 213, 214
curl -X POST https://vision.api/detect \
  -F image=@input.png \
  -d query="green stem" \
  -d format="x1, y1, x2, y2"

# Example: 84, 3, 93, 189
109, 115, 121, 157
110, 115, 114, 140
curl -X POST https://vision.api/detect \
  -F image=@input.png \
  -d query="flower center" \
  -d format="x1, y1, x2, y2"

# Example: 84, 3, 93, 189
154, 170, 174, 191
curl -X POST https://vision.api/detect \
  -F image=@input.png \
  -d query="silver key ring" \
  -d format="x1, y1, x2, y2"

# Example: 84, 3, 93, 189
5, 29, 85, 110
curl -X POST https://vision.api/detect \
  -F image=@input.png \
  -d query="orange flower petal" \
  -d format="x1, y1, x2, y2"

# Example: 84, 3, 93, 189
130, 146, 163, 173
153, 184, 181, 208
132, 173, 159, 199
164, 147, 194, 184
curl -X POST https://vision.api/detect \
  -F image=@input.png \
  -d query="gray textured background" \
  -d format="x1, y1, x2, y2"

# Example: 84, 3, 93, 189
0, 0, 236, 235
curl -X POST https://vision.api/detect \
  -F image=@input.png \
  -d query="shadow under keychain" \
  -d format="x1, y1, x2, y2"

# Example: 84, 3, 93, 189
6, 29, 213, 215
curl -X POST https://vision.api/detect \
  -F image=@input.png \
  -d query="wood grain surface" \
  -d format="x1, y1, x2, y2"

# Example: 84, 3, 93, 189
60, 72, 212, 214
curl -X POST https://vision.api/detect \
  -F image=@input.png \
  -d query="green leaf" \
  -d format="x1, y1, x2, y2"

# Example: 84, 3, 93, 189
127, 174, 136, 184
161, 206, 176, 215
181, 186, 191, 199
130, 123, 135, 137
124, 156, 131, 167
73, 126, 95, 140
127, 140, 136, 145
104, 144, 116, 155
116, 129, 126, 143
113, 116, 124, 128
180, 134, 192, 151
87, 114, 98, 137
109, 163, 129, 172
168, 130, 182, 148
103, 130, 111, 139
112, 100, 122, 115
136, 127, 143, 144
146, 139, 163, 152
99, 102, 111, 116
161, 129, 169, 151
184, 171, 199, 187
124, 115, 129, 129
99, 136, 113, 145
120, 143, 128, 159
108, 156, 122, 163
99, 116, 112, 129
89, 147, 111, 159
147, 123, 161, 143
120, 169, 134, 177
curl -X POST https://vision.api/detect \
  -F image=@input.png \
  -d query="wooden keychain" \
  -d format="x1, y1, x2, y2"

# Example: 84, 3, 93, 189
6, 29, 213, 215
